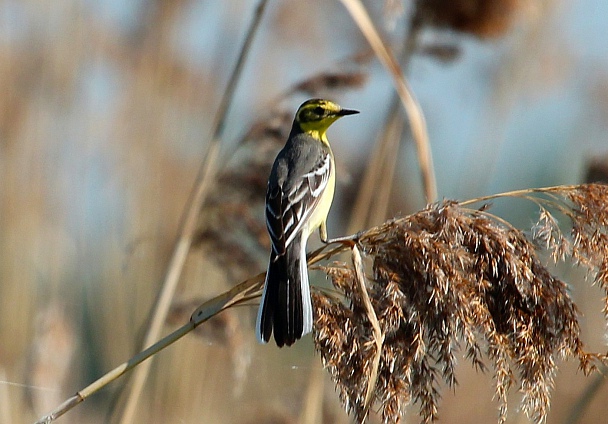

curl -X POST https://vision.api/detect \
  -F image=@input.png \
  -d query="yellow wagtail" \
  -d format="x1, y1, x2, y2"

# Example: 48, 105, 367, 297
256, 99, 359, 347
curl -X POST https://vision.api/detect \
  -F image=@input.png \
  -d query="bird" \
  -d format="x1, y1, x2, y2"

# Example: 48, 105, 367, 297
256, 98, 359, 347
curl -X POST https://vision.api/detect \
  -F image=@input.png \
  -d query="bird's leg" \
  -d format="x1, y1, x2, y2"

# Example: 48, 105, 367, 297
319, 221, 328, 243
319, 222, 360, 245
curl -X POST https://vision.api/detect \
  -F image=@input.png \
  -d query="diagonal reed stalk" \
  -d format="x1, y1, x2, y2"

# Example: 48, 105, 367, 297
339, 0, 437, 204
116, 1, 269, 422
348, 24, 422, 233
34, 244, 342, 423
34, 273, 264, 424
348, 96, 404, 233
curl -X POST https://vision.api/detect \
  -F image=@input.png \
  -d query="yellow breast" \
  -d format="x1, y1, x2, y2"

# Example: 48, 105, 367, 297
305, 155, 336, 236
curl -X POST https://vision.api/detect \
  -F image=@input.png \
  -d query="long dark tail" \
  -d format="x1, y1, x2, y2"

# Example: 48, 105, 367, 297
256, 234, 313, 347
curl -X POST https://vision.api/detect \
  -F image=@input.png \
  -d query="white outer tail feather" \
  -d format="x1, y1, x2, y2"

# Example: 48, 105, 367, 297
255, 258, 271, 344
255, 230, 313, 344
299, 233, 313, 336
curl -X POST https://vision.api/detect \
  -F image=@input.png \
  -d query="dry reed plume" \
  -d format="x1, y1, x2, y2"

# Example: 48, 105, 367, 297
313, 184, 608, 423
413, 0, 522, 38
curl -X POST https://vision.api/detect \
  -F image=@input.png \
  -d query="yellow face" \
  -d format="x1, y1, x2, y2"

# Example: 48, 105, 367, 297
295, 99, 358, 141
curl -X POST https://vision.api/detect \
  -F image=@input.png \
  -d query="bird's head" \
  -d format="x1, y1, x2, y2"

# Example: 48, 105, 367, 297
293, 99, 359, 141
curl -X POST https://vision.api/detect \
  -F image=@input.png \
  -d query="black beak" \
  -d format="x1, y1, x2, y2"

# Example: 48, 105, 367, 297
337, 108, 359, 116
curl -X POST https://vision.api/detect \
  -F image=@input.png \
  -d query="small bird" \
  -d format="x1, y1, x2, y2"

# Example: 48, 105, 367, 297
256, 99, 359, 347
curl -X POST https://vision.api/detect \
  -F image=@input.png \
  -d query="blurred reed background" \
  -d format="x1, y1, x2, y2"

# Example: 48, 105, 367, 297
1, 0, 607, 423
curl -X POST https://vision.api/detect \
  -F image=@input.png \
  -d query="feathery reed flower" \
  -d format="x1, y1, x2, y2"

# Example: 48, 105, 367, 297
313, 184, 608, 423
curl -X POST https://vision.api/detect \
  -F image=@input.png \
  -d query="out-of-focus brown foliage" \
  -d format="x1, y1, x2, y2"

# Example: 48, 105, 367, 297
584, 154, 608, 184
289, 72, 368, 97
313, 184, 608, 423
25, 303, 77, 415
192, 112, 289, 283
413, 0, 522, 38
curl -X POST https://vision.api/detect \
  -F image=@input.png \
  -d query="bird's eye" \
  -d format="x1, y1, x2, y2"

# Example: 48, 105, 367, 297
314, 106, 324, 116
